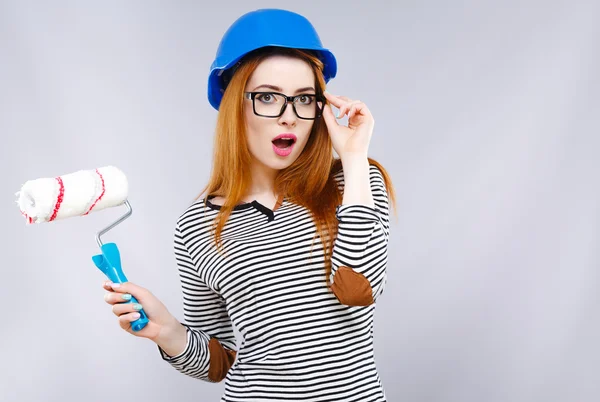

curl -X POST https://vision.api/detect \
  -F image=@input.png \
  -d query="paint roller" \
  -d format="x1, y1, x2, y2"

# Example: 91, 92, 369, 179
15, 166, 149, 331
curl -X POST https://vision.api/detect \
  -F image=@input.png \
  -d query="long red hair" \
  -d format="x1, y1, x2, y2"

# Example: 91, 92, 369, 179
195, 46, 397, 290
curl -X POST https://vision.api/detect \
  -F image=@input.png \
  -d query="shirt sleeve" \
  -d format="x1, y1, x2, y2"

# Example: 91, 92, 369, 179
157, 221, 237, 383
330, 163, 390, 306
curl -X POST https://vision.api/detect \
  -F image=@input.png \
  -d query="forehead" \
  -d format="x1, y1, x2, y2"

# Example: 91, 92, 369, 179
246, 55, 314, 92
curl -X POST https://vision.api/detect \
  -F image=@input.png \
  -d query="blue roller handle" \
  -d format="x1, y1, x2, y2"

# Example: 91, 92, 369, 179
92, 242, 149, 332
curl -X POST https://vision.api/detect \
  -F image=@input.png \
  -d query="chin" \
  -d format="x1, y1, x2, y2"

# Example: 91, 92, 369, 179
252, 143, 305, 169
270, 157, 296, 168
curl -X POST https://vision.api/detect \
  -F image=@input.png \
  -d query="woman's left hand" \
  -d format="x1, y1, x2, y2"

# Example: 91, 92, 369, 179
322, 92, 374, 160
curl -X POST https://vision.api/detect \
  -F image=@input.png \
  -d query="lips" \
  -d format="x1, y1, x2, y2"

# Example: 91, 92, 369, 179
271, 133, 298, 148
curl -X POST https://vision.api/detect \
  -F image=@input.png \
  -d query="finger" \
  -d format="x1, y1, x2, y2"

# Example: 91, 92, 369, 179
321, 102, 340, 131
118, 312, 142, 330
325, 93, 358, 112
339, 96, 355, 103
112, 301, 142, 317
348, 103, 365, 120
102, 280, 114, 291
348, 104, 357, 120
323, 92, 344, 108
338, 100, 362, 119
109, 281, 147, 298
104, 291, 133, 305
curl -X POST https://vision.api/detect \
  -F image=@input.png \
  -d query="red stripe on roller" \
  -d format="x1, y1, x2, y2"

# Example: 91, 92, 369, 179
20, 210, 33, 224
48, 176, 65, 222
83, 168, 106, 216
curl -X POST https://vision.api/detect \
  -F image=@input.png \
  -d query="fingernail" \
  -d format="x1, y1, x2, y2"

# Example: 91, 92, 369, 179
111, 283, 121, 288
121, 294, 132, 301
133, 303, 143, 310
131, 313, 140, 320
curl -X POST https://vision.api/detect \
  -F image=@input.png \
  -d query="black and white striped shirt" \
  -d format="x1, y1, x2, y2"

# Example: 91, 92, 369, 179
158, 164, 390, 402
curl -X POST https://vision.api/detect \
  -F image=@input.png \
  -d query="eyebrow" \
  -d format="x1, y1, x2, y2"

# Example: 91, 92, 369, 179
251, 84, 316, 94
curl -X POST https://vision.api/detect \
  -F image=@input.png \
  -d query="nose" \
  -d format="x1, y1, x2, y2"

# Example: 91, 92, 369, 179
277, 101, 297, 126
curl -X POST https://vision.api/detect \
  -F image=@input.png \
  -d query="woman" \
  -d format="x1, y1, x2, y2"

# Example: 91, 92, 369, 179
102, 8, 396, 402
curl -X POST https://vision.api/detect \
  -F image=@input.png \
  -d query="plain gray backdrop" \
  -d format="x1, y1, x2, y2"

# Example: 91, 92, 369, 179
1, 1, 599, 401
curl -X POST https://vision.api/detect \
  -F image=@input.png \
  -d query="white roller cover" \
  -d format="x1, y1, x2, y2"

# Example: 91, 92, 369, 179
15, 166, 128, 224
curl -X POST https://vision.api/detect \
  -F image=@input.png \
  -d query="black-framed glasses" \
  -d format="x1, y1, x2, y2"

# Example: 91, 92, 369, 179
244, 91, 325, 120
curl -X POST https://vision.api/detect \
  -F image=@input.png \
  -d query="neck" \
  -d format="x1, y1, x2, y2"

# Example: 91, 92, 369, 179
247, 158, 279, 196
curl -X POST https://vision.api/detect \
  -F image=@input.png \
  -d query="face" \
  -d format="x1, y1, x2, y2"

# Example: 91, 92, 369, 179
243, 54, 318, 171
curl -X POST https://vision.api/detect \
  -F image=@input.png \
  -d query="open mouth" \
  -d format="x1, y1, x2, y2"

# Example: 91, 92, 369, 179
272, 138, 296, 149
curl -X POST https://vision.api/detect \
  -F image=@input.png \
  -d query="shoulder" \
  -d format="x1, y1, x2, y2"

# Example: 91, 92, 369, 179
207, 195, 226, 206
175, 197, 216, 236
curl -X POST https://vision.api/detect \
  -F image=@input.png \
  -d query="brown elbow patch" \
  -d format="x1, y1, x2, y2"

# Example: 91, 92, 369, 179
208, 338, 237, 382
331, 266, 374, 306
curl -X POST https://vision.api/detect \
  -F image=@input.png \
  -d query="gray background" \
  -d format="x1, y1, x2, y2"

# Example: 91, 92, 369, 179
1, 1, 599, 401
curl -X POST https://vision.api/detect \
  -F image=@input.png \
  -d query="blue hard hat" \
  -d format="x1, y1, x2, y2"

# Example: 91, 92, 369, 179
208, 8, 337, 110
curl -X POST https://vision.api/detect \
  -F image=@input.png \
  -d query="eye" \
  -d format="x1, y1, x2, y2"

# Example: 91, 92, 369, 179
256, 93, 276, 104
296, 95, 314, 105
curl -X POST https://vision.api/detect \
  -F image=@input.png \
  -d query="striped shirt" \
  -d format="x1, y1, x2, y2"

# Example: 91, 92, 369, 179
158, 163, 390, 401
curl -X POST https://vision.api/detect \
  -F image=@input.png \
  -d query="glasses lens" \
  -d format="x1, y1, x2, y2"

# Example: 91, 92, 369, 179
294, 95, 323, 119
253, 93, 323, 119
254, 93, 286, 117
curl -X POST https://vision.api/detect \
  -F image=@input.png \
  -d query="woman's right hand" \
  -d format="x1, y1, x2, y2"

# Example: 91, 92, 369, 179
102, 280, 180, 341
